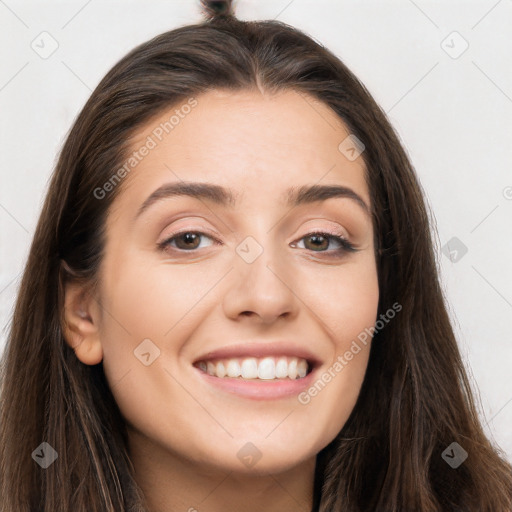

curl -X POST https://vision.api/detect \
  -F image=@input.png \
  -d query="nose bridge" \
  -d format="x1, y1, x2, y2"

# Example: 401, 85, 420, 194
236, 230, 285, 290
233, 207, 277, 266
223, 227, 297, 322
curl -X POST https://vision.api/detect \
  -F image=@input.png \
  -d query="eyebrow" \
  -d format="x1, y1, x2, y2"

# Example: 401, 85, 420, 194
135, 181, 371, 219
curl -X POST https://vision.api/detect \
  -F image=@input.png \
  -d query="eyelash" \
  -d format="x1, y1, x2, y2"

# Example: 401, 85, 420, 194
157, 229, 358, 258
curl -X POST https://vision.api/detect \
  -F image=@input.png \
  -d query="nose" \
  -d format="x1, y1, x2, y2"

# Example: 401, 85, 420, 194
222, 239, 299, 324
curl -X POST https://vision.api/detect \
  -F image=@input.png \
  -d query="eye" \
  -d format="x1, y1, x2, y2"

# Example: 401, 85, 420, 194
157, 230, 220, 252
291, 231, 357, 257
157, 229, 358, 257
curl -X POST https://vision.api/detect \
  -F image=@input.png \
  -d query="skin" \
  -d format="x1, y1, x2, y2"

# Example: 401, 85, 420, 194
63, 88, 379, 512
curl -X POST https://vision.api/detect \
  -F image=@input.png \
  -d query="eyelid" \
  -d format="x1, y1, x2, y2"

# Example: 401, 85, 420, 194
156, 230, 222, 255
291, 229, 358, 254
298, 227, 348, 242
156, 214, 358, 252
157, 224, 221, 246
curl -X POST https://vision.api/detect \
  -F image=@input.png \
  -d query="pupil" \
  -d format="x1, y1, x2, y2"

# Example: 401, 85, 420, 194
179, 233, 199, 249
308, 235, 327, 251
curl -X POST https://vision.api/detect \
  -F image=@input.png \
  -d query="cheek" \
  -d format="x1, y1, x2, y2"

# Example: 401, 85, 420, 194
297, 255, 379, 344
99, 253, 217, 341
96, 255, 226, 389
291, 257, 379, 439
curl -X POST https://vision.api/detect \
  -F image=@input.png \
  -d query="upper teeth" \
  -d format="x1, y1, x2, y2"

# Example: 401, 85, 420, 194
196, 356, 309, 380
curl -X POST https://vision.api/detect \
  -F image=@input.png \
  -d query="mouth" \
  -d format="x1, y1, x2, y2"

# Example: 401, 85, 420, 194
193, 355, 315, 380
191, 343, 322, 400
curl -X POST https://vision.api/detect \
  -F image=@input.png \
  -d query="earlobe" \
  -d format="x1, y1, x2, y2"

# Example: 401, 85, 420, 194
61, 279, 104, 366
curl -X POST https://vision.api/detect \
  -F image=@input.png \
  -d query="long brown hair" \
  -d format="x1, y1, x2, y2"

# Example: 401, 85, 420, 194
1, 1, 511, 510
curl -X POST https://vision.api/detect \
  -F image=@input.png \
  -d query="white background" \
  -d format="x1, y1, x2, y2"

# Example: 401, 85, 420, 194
1, 0, 511, 462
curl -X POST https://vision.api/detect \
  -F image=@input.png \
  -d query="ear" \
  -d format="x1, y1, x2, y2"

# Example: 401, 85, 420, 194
61, 278, 104, 365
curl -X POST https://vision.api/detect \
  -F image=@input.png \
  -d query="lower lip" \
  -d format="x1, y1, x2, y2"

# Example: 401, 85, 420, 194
193, 365, 318, 401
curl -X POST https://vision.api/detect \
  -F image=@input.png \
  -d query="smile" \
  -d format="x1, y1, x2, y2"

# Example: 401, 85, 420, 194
194, 355, 311, 380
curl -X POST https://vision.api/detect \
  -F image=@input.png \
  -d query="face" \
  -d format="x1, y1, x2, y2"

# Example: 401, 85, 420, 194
88, 88, 379, 474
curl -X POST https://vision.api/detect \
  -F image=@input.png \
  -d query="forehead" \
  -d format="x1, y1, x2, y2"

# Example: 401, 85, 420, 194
112, 88, 369, 215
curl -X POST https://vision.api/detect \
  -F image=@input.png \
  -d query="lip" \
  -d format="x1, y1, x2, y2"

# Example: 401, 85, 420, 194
191, 340, 323, 401
192, 340, 323, 368
193, 363, 319, 401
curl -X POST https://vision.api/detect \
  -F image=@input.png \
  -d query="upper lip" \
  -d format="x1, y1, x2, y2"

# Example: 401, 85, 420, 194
193, 341, 323, 368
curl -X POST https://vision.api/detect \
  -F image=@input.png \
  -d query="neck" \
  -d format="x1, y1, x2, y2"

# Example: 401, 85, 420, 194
127, 427, 317, 512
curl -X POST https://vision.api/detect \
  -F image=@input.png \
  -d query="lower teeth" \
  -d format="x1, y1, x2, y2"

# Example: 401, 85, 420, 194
201, 370, 305, 380
229, 375, 301, 380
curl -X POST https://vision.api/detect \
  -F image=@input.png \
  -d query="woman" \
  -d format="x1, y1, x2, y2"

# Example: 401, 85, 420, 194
1, 1, 511, 511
